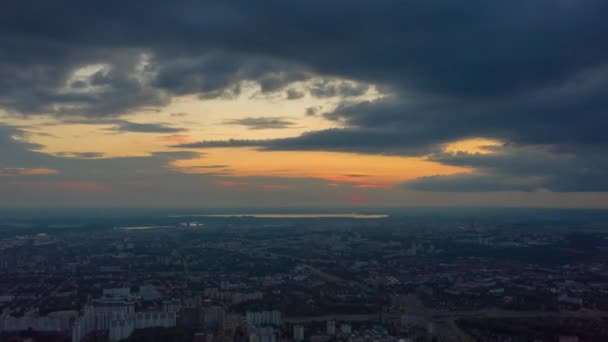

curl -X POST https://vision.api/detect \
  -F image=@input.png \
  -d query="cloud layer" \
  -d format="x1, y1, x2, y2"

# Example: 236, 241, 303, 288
2, 1, 608, 196
222, 117, 296, 130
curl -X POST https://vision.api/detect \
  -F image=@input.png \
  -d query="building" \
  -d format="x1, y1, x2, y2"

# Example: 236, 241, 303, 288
109, 317, 135, 341
559, 336, 579, 342
246, 310, 281, 327
558, 294, 583, 306
326, 320, 336, 336
138, 285, 162, 301
71, 295, 179, 341
1, 310, 77, 333
256, 326, 276, 342
194, 332, 215, 342
340, 323, 352, 336
200, 305, 225, 332
293, 324, 305, 341
103, 287, 131, 298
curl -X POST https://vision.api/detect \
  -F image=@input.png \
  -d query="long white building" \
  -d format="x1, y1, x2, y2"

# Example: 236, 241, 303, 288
246, 310, 281, 327
71, 289, 180, 342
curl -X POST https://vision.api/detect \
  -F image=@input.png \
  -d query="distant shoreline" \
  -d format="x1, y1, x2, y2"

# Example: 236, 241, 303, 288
168, 213, 389, 219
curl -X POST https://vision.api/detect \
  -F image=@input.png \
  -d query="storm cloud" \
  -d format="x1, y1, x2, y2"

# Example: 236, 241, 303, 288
106, 121, 186, 133
2, 1, 608, 193
222, 117, 297, 130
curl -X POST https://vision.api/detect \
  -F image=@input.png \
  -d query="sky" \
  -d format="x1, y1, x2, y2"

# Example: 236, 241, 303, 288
1, 1, 608, 208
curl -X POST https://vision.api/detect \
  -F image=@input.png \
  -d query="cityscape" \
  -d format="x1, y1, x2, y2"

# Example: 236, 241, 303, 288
2, 1, 608, 341
1, 209, 608, 341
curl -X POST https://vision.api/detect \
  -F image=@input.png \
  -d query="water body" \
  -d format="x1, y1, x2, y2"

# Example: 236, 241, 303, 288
114, 225, 176, 230
169, 213, 388, 219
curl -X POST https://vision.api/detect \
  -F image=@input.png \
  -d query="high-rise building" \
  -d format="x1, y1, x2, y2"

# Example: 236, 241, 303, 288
340, 323, 352, 336
200, 306, 225, 331
71, 295, 178, 341
293, 324, 304, 341
326, 320, 336, 336
245, 310, 281, 327
256, 326, 276, 342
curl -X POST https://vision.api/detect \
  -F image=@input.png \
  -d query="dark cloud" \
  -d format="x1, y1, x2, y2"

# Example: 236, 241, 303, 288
208, 66, 607, 190
41, 118, 186, 134
308, 80, 369, 98
106, 121, 186, 133
305, 106, 321, 116
3, 1, 606, 116
174, 128, 442, 155
406, 173, 538, 192
222, 117, 296, 130
151, 52, 311, 99
174, 139, 267, 149
43, 118, 186, 133
286, 88, 305, 100
0, 125, 49, 167
149, 151, 204, 160
404, 144, 608, 192
0, 43, 170, 116
2, 1, 608, 192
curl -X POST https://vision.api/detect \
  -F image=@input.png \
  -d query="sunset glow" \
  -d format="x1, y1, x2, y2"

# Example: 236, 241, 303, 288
1, 2, 607, 208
